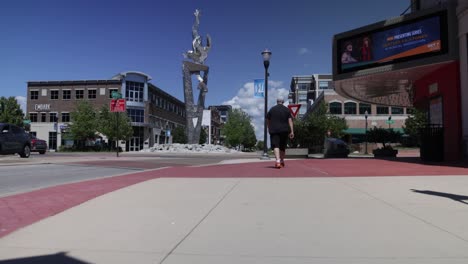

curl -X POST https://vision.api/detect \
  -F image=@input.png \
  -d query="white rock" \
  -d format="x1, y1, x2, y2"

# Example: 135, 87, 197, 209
142, 144, 239, 153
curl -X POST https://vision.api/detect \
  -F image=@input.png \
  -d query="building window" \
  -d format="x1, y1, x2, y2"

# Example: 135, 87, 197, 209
377, 105, 389, 115
50, 112, 57, 122
88, 89, 97, 99
127, 108, 144, 123
41, 113, 47, 122
391, 107, 404, 115
61, 112, 70, 122
298, 94, 307, 103
30, 90, 39, 100
344, 102, 357, 115
76, 89, 84, 99
298, 83, 309, 91
359, 103, 371, 115
30, 113, 38, 122
63, 90, 71, 100
407, 108, 415, 115
51, 90, 59, 100
109, 88, 118, 99
318, 81, 330, 90
299, 107, 307, 115
125, 81, 144, 102
329, 102, 342, 115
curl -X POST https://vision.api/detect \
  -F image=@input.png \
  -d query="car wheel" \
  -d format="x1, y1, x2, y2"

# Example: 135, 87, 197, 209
19, 145, 31, 158
39, 151, 46, 154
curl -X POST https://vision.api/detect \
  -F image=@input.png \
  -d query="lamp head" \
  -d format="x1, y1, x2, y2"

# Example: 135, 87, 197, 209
262, 49, 272, 62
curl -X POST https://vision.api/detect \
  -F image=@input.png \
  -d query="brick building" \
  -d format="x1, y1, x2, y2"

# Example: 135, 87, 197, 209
26, 71, 185, 151
291, 74, 409, 143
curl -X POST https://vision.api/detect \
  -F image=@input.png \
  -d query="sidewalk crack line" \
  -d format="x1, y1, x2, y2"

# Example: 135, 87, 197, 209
159, 179, 241, 264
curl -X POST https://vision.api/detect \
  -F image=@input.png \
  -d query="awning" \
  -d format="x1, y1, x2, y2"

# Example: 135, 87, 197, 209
343, 128, 405, 135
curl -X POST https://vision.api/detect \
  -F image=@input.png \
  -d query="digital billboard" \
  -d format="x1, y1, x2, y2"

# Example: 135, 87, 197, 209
337, 11, 448, 73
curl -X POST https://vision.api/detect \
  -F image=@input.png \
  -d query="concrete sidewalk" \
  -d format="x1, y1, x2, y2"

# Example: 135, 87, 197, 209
2, 161, 468, 263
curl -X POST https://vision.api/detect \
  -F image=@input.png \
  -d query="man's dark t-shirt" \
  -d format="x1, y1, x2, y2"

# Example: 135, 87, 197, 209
267, 104, 292, 134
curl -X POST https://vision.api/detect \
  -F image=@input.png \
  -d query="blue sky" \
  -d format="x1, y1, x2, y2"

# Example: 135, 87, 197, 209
0, 0, 411, 138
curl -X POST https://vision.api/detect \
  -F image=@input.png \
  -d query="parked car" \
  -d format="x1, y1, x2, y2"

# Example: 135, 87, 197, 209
30, 134, 47, 154
0, 123, 31, 158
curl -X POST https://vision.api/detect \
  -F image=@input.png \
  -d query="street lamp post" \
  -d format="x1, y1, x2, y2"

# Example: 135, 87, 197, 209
261, 49, 272, 160
364, 110, 368, 155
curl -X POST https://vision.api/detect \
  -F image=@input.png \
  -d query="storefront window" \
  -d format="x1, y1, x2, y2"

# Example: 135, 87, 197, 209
391, 107, 404, 115
359, 103, 371, 115
377, 105, 389, 115
329, 102, 342, 114
344, 102, 357, 114
127, 108, 144, 123
125, 81, 144, 102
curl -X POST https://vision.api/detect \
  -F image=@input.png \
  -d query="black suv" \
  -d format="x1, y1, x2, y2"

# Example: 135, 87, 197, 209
0, 123, 31, 158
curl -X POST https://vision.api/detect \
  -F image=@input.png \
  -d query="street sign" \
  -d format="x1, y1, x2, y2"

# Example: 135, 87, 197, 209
23, 119, 31, 125
111, 91, 122, 99
110, 99, 126, 112
386, 120, 395, 124
287, 104, 302, 118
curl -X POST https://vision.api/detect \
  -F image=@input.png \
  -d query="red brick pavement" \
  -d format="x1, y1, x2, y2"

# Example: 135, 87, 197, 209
1, 158, 468, 239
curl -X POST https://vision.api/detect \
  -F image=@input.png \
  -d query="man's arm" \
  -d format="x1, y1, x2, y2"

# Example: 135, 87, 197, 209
288, 118, 294, 139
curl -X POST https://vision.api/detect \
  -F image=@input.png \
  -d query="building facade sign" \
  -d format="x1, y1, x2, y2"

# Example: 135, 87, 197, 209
34, 104, 51, 111
336, 10, 448, 74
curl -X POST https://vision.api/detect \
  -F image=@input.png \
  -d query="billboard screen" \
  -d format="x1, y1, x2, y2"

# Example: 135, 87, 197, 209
337, 11, 447, 73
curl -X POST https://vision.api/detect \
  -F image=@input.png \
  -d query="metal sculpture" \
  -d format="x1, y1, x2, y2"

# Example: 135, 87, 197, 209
182, 9, 211, 144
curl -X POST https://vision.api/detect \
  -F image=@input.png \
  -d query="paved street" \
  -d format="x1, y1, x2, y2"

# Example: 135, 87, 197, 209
0, 153, 468, 263
0, 152, 258, 197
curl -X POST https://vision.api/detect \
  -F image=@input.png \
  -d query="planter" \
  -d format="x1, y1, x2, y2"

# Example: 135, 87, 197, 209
372, 148, 398, 158
286, 148, 309, 158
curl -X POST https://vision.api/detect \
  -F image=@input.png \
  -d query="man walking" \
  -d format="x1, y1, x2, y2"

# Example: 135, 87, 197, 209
266, 97, 294, 168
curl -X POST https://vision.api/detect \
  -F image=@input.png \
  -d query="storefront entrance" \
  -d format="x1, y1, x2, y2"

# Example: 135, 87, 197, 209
126, 126, 144, 152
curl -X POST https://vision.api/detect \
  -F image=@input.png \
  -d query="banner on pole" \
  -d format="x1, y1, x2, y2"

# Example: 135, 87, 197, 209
254, 79, 265, 98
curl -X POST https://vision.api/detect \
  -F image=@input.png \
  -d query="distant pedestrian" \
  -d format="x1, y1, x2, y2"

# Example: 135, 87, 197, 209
267, 97, 294, 168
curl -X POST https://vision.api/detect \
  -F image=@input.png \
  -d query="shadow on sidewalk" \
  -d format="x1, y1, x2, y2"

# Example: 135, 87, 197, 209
411, 189, 468, 205
0, 252, 90, 264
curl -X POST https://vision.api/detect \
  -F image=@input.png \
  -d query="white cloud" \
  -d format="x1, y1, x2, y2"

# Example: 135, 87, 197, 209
15, 96, 27, 115
298, 48, 310, 55
222, 80, 290, 141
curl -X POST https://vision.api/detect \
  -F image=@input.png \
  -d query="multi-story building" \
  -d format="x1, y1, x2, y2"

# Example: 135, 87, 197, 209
26, 71, 185, 151
289, 76, 314, 119
208, 105, 232, 145
293, 74, 408, 143
209, 105, 231, 124
332, 0, 466, 161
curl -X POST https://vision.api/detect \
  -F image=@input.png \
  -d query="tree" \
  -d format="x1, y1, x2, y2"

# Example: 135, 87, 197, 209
242, 122, 257, 150
69, 101, 99, 149
404, 109, 428, 146
0, 96, 24, 126
172, 126, 187, 144
199, 127, 207, 144
256, 140, 264, 151
291, 102, 347, 149
367, 127, 401, 149
222, 108, 257, 149
97, 105, 133, 152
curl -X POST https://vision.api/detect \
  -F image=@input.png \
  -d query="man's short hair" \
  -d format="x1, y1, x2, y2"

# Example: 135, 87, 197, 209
277, 97, 284, 103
